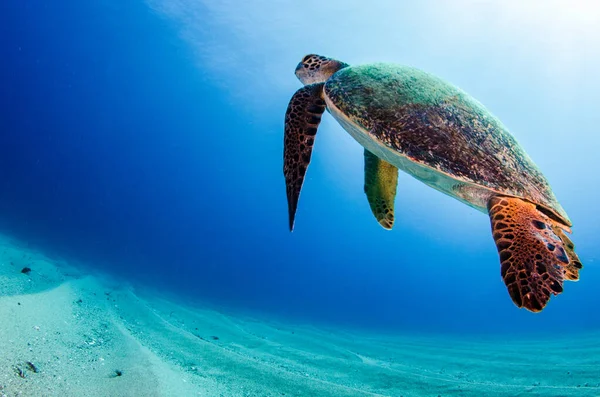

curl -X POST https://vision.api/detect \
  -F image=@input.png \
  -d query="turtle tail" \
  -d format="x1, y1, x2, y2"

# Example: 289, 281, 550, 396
487, 196, 582, 312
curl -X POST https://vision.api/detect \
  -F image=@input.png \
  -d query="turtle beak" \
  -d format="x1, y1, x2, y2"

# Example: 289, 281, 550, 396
294, 63, 305, 82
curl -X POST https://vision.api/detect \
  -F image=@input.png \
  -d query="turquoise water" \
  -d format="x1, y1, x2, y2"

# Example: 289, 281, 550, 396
1, 1, 599, 395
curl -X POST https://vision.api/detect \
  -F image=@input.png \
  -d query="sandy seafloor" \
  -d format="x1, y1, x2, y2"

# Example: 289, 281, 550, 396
0, 234, 598, 397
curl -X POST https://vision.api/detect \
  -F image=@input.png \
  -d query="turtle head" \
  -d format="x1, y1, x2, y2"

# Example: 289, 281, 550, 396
295, 54, 349, 85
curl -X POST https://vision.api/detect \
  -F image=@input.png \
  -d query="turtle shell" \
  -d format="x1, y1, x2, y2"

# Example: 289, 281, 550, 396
323, 63, 570, 226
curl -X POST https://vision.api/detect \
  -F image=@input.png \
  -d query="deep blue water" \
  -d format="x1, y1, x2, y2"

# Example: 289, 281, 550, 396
2, 1, 599, 335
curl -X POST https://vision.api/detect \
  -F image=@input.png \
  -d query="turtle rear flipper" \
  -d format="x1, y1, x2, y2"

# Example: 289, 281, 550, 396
283, 83, 326, 231
487, 196, 582, 312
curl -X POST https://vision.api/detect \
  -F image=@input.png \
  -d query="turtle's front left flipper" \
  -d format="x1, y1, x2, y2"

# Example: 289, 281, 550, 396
364, 150, 398, 230
284, 82, 326, 231
487, 196, 582, 312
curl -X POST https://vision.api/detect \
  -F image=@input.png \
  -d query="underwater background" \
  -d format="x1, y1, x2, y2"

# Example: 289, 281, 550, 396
2, 0, 600, 395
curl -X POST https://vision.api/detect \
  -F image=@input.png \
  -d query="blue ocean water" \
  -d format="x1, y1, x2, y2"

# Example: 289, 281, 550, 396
2, 0, 599, 354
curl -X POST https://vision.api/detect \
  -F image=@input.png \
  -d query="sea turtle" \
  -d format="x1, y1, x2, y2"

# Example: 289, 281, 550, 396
283, 54, 582, 312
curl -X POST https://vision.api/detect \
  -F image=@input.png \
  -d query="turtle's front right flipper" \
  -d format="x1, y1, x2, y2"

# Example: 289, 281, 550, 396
284, 82, 326, 231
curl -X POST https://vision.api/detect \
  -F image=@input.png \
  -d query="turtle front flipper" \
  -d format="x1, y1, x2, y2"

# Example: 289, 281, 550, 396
487, 196, 582, 312
284, 83, 326, 231
364, 150, 398, 230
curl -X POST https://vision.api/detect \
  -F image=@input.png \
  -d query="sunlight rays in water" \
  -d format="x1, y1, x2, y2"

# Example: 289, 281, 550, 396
431, 0, 600, 79
146, 0, 600, 93
145, 0, 600, 239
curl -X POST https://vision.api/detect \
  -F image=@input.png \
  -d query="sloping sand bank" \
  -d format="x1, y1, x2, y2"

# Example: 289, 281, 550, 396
1, 236, 598, 396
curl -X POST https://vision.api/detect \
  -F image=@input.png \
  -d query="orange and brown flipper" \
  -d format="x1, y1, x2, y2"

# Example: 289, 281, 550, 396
283, 82, 326, 231
487, 196, 582, 312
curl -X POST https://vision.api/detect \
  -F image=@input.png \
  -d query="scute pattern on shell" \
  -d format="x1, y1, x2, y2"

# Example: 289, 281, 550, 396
324, 64, 570, 225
